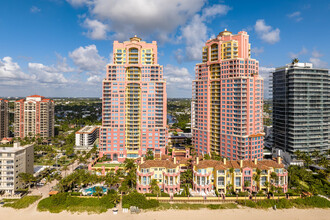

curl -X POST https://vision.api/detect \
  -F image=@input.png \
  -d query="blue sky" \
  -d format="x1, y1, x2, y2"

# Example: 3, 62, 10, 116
0, 0, 329, 98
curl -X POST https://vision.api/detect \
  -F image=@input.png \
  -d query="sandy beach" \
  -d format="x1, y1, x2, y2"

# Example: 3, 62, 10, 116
0, 206, 329, 220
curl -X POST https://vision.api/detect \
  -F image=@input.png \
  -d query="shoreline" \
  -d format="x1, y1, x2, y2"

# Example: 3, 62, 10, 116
1, 206, 329, 220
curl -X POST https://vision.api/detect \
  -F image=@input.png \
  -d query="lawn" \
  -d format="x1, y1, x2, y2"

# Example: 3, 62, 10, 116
3, 196, 42, 209
93, 163, 123, 168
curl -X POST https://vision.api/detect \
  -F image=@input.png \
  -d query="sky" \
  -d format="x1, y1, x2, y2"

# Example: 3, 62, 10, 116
0, 0, 329, 98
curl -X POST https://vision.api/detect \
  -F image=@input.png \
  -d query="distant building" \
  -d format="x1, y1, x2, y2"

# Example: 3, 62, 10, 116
75, 126, 99, 147
272, 63, 329, 155
0, 143, 34, 194
99, 36, 168, 162
14, 95, 54, 138
192, 29, 264, 160
0, 99, 9, 140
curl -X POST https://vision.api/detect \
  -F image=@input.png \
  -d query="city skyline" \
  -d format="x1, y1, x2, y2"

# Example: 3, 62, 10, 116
0, 0, 329, 98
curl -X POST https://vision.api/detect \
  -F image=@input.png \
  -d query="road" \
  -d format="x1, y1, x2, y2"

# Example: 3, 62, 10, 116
30, 160, 79, 199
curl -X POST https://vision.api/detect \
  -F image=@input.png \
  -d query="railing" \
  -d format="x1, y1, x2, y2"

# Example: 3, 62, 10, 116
146, 195, 301, 203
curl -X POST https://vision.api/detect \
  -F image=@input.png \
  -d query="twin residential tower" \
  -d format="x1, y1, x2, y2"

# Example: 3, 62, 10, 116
100, 30, 264, 161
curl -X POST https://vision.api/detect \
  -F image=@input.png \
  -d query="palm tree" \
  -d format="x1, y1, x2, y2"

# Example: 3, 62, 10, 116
150, 179, 160, 196
264, 181, 270, 193
18, 173, 35, 190
145, 150, 154, 160
105, 172, 120, 189
291, 58, 299, 64
253, 169, 261, 192
124, 159, 136, 172
270, 172, 278, 188
94, 186, 103, 199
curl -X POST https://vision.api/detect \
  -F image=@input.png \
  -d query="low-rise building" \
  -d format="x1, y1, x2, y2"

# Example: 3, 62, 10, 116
193, 157, 287, 195
136, 157, 181, 194
0, 143, 34, 194
75, 126, 99, 147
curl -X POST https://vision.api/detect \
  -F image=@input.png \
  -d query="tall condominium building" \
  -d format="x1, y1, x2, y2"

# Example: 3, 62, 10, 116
0, 143, 34, 194
14, 95, 54, 138
273, 63, 329, 155
192, 29, 264, 160
0, 99, 9, 139
99, 36, 167, 162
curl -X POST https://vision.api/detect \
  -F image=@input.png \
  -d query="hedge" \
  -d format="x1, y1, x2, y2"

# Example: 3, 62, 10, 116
122, 192, 159, 209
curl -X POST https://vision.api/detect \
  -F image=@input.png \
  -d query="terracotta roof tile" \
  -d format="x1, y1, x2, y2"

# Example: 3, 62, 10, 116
140, 160, 178, 169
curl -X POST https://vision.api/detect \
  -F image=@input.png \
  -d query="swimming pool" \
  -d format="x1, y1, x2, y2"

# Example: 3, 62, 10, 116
82, 186, 108, 195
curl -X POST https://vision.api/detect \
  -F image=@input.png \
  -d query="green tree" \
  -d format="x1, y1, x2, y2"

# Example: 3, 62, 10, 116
94, 186, 103, 199
150, 179, 161, 196
145, 150, 154, 160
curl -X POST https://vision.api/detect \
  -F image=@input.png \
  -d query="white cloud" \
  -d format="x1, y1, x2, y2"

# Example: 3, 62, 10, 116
259, 66, 275, 99
30, 6, 41, 13
66, 0, 91, 7
181, 15, 207, 61
28, 63, 69, 84
83, 18, 108, 40
201, 4, 231, 19
254, 19, 280, 44
179, 4, 231, 61
87, 75, 103, 85
311, 49, 323, 58
69, 45, 107, 74
287, 11, 303, 22
164, 64, 193, 93
0, 57, 33, 86
289, 47, 308, 59
67, 0, 206, 41
309, 58, 327, 68
309, 49, 327, 68
251, 47, 264, 56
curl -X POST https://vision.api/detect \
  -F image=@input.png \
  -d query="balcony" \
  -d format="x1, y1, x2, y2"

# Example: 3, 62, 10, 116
137, 171, 154, 177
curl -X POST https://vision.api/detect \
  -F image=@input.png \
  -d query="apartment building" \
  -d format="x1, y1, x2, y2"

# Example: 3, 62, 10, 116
14, 95, 54, 138
136, 157, 180, 194
192, 157, 287, 195
273, 63, 329, 155
192, 29, 264, 160
0, 143, 34, 194
0, 99, 9, 140
99, 36, 167, 162
75, 126, 99, 147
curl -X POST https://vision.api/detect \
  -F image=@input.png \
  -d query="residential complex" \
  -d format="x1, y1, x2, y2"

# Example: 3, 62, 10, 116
192, 29, 264, 160
0, 143, 34, 194
135, 156, 287, 194
14, 95, 55, 138
0, 99, 9, 140
99, 36, 167, 162
75, 126, 100, 147
192, 157, 287, 195
272, 63, 329, 155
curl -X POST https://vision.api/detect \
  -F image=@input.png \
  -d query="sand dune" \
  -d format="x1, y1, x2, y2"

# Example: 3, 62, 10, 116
1, 206, 329, 220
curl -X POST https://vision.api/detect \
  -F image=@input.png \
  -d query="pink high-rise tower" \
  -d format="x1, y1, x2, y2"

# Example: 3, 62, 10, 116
99, 36, 168, 162
192, 30, 264, 160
